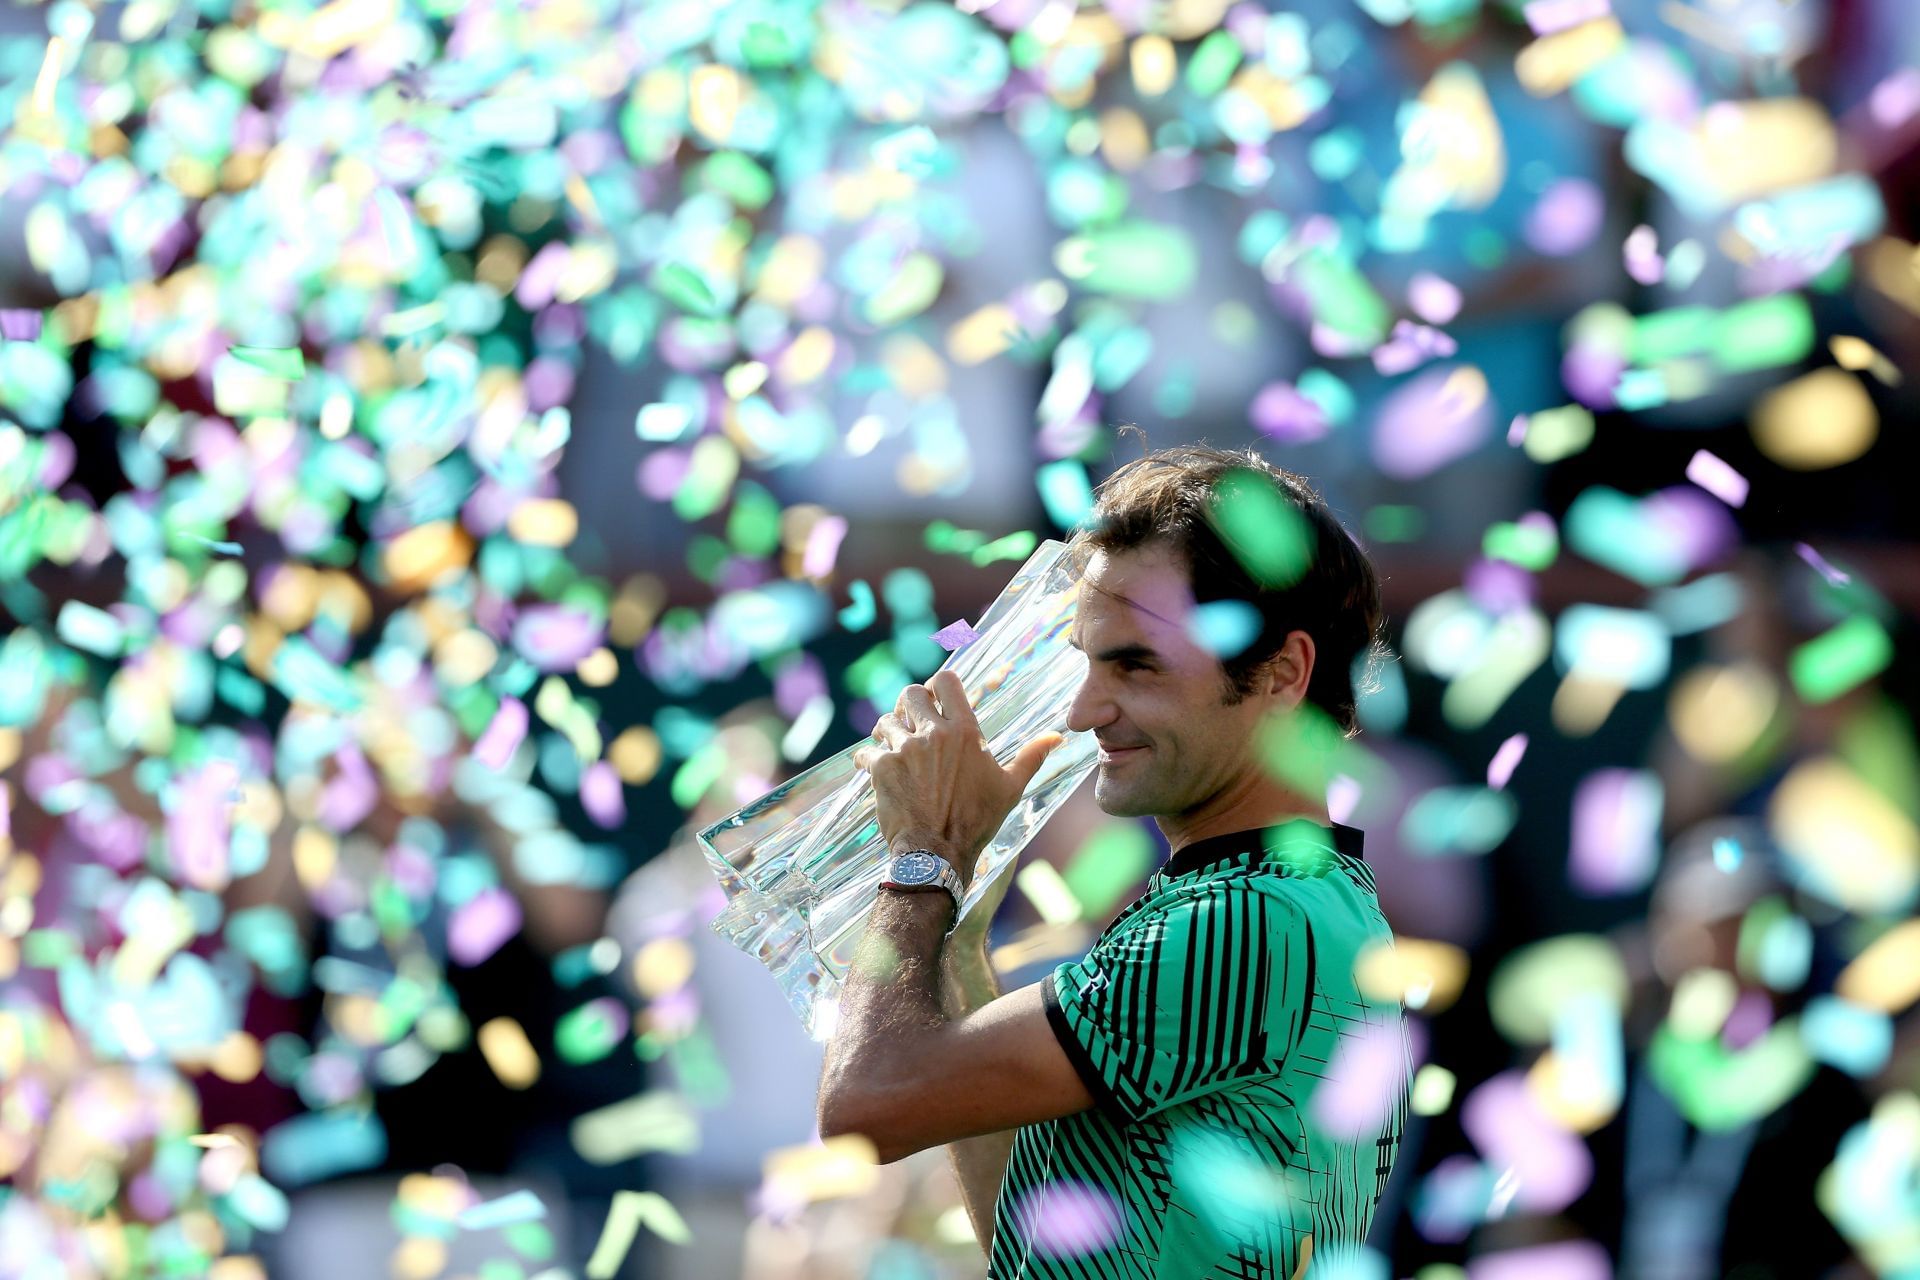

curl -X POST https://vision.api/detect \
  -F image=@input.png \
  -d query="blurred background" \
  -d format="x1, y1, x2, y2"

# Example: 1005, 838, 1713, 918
0, 0, 1917, 1277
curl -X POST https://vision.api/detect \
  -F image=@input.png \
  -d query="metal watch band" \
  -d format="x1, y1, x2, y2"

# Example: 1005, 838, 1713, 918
879, 849, 965, 931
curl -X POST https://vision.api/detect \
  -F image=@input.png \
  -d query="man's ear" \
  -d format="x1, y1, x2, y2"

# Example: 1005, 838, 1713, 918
1265, 631, 1315, 704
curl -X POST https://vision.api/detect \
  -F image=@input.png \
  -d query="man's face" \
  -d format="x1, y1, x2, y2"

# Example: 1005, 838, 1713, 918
1064, 542, 1302, 819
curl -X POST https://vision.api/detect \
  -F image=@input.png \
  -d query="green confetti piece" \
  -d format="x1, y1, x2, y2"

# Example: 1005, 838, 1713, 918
1062, 823, 1157, 918
1186, 29, 1244, 96
664, 1024, 731, 1106
555, 999, 627, 1064
1711, 294, 1815, 372
725, 482, 782, 557
863, 253, 943, 326
968, 529, 1039, 566
670, 743, 728, 811
1362, 505, 1426, 544
1790, 615, 1893, 705
1203, 467, 1313, 589
1481, 520, 1558, 571
229, 345, 305, 379
701, 151, 774, 210
1055, 222, 1196, 300
654, 262, 721, 316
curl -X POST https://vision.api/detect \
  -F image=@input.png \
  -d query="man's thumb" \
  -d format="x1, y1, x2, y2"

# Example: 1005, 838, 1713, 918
1009, 732, 1067, 791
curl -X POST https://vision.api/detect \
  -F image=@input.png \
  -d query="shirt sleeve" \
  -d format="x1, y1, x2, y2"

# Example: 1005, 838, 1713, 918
1041, 882, 1314, 1128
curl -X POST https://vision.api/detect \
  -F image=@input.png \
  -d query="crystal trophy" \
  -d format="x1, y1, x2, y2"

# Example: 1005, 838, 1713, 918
699, 537, 1097, 1040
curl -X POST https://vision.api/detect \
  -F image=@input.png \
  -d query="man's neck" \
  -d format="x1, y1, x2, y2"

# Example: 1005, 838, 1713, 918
1159, 800, 1331, 858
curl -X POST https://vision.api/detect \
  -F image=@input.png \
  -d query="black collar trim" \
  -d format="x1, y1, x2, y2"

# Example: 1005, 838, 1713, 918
1159, 819, 1366, 882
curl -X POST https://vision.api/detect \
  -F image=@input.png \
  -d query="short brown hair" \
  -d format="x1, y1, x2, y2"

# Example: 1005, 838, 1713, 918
1066, 435, 1389, 738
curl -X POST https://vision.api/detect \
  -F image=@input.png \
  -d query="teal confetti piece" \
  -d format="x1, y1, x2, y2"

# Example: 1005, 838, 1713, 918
837, 579, 876, 631
1036, 458, 1094, 530
268, 635, 365, 712
54, 600, 126, 656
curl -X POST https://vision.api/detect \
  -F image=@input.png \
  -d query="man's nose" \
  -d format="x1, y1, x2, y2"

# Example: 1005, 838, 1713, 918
1064, 674, 1112, 735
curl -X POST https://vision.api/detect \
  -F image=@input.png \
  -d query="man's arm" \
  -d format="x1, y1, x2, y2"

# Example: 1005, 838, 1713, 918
815, 854, 1095, 1167
939, 933, 1015, 1256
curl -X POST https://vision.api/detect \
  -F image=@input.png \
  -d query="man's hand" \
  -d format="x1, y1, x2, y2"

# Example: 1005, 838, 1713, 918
851, 669, 1064, 889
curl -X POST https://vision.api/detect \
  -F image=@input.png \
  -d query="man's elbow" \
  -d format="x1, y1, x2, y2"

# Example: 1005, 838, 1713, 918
816, 1090, 921, 1165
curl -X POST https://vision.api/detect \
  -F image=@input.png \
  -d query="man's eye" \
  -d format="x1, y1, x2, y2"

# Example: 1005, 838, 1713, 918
1117, 660, 1150, 673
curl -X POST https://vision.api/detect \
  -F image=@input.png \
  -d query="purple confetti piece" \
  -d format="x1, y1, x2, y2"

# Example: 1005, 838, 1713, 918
1685, 449, 1749, 508
580, 759, 626, 829
931, 617, 982, 652
1249, 381, 1329, 444
1794, 542, 1851, 585
1372, 365, 1494, 480
802, 515, 848, 579
1720, 987, 1774, 1050
1372, 319, 1458, 375
1312, 1016, 1423, 1138
449, 886, 522, 966
1869, 68, 1920, 129
1526, 179, 1604, 256
1523, 0, 1610, 36
1006, 1179, 1127, 1260
1461, 1071, 1594, 1214
0, 781, 8, 842
1487, 734, 1529, 790
318, 741, 380, 833
474, 696, 529, 769
169, 761, 238, 891
1409, 272, 1462, 324
511, 603, 605, 672
0, 310, 43, 341
1568, 768, 1662, 895
1623, 225, 1664, 285
1506, 414, 1529, 446
1468, 1240, 1611, 1280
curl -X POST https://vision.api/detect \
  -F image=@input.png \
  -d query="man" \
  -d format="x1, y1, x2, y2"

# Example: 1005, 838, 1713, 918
818, 445, 1410, 1278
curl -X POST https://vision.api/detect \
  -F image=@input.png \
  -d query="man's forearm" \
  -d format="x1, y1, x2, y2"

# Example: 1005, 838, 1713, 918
941, 939, 1015, 1258
817, 873, 958, 1145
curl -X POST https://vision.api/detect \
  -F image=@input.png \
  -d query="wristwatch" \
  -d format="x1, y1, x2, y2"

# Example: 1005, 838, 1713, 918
879, 849, 966, 931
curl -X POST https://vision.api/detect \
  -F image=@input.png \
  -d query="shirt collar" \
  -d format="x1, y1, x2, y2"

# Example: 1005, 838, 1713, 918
1158, 817, 1366, 882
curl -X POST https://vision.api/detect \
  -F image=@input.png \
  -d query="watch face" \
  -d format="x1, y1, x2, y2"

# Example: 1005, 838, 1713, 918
892, 852, 938, 884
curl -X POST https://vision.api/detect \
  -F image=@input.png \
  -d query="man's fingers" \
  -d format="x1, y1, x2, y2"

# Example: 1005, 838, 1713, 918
870, 713, 911, 749
898, 683, 942, 730
929, 670, 980, 731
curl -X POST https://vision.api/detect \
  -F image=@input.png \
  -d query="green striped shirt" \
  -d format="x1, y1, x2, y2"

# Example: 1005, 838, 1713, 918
989, 819, 1409, 1279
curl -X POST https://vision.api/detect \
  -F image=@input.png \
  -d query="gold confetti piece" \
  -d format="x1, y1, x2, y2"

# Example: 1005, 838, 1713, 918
632, 938, 694, 999
190, 1133, 241, 1149
947, 303, 1021, 366
689, 64, 743, 142
1516, 17, 1626, 97
587, 1190, 691, 1278
383, 520, 476, 593
609, 726, 664, 785
1130, 34, 1176, 96
1836, 919, 1920, 1014
31, 37, 65, 117
1355, 936, 1470, 1014
1830, 335, 1904, 385
478, 1016, 542, 1090
506, 498, 579, 548
1751, 368, 1878, 469
1690, 99, 1837, 205
1668, 661, 1779, 764
762, 1134, 881, 1205
571, 1091, 699, 1164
